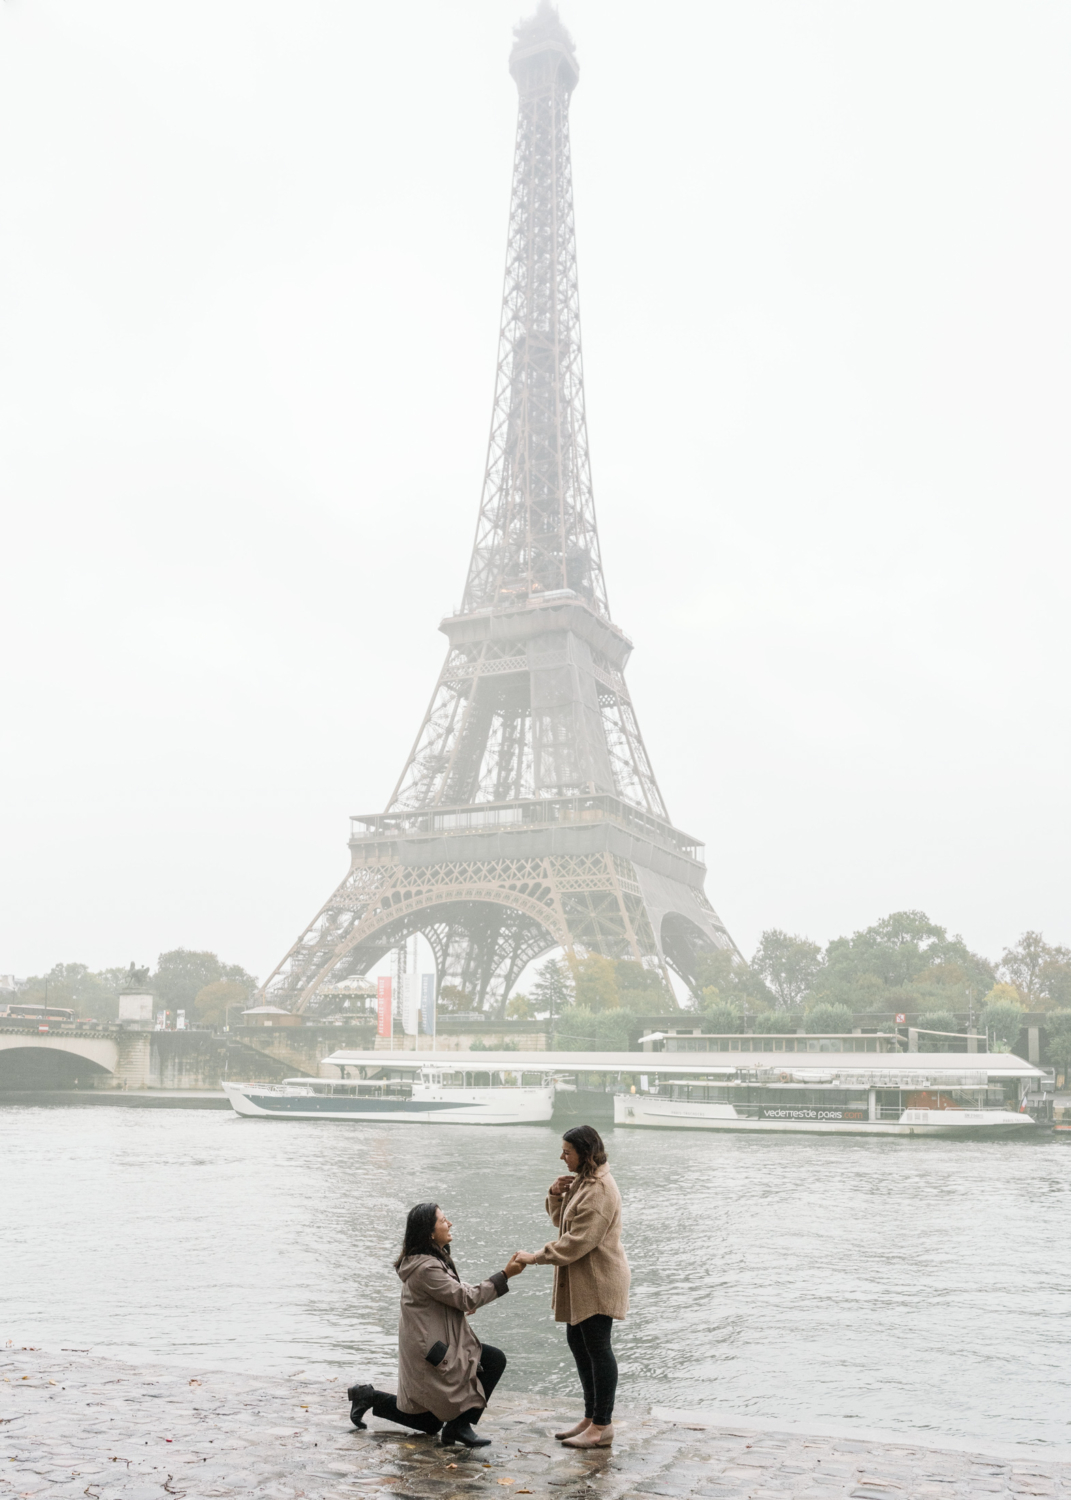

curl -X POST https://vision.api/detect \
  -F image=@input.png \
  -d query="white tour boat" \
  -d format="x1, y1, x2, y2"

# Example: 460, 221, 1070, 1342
222, 1057, 555, 1124
612, 1047, 1050, 1135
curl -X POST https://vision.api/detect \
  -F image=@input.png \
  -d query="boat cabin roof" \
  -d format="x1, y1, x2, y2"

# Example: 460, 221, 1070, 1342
319, 1048, 1044, 1080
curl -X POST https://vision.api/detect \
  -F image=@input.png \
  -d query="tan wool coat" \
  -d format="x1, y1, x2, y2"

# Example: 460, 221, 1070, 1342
534, 1165, 630, 1324
395, 1253, 509, 1421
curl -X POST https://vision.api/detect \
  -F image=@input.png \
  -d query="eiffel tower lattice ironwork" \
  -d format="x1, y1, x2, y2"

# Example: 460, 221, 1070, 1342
260, 2, 737, 1014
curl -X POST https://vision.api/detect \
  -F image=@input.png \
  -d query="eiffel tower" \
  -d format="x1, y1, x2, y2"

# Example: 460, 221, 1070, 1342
261, 2, 737, 1014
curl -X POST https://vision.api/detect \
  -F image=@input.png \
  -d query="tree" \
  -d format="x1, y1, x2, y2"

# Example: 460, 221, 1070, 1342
1043, 1011, 1071, 1078
570, 953, 619, 1012
152, 950, 256, 1014
980, 986, 1025, 1053
810, 911, 994, 1014
693, 949, 773, 1012
698, 993, 741, 1032
750, 930, 822, 1010
531, 958, 573, 1019
804, 1002, 853, 1034
505, 993, 532, 1022
752, 1010, 802, 1034
614, 959, 673, 1012
194, 979, 253, 1027
998, 932, 1071, 1011
555, 1006, 635, 1052
916, 1010, 960, 1051
18, 963, 127, 1023
438, 984, 474, 1014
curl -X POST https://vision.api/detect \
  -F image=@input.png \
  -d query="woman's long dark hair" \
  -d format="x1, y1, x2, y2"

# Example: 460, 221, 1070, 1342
563, 1124, 607, 1178
394, 1201, 444, 1269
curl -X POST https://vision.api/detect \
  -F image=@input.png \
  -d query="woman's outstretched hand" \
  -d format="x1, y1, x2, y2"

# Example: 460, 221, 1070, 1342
510, 1251, 539, 1267
503, 1253, 528, 1278
549, 1174, 575, 1197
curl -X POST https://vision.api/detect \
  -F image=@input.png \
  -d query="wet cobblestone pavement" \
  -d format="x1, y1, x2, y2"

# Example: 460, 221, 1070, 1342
3, 1348, 1068, 1500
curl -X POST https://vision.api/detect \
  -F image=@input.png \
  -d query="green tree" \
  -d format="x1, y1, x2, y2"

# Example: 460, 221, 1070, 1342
570, 953, 619, 1012
811, 911, 993, 1015
152, 950, 256, 1014
693, 948, 773, 1011
504, 992, 532, 1021
916, 1010, 960, 1051
18, 963, 127, 1023
697, 990, 741, 1032
804, 1002, 854, 1034
750, 930, 823, 1010
613, 959, 673, 1012
555, 1006, 635, 1052
438, 984, 474, 1014
194, 979, 254, 1027
1043, 1011, 1071, 1077
980, 986, 1025, 1053
752, 1010, 802, 1034
531, 957, 574, 1019
998, 932, 1071, 1011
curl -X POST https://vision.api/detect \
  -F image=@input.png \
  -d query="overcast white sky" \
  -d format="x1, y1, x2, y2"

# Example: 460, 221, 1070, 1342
2, 0, 1069, 984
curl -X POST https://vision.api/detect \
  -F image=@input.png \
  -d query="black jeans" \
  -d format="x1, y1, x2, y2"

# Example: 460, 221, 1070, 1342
371, 1343, 507, 1434
565, 1314, 617, 1426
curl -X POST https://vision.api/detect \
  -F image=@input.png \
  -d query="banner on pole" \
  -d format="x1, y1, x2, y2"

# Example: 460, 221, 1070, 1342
420, 973, 435, 1037
401, 973, 419, 1036
377, 976, 392, 1037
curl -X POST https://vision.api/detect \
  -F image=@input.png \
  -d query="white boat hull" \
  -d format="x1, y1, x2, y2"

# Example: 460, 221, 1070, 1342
222, 1080, 554, 1125
613, 1096, 1036, 1135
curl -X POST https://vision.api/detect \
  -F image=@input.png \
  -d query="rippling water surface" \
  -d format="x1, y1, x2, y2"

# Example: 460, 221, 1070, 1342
2, 1107, 1068, 1449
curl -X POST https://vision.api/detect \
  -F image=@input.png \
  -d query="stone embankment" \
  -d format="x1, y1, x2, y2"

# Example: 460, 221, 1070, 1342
2, 1347, 1067, 1500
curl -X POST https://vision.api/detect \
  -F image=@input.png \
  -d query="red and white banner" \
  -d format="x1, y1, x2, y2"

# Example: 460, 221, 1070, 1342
377, 976, 392, 1037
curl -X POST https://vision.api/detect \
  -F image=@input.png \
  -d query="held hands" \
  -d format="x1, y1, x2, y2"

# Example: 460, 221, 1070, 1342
510, 1251, 539, 1267
549, 1174, 575, 1197
503, 1253, 528, 1278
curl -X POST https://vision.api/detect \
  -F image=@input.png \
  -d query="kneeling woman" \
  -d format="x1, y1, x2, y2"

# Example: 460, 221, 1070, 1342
348, 1203, 523, 1448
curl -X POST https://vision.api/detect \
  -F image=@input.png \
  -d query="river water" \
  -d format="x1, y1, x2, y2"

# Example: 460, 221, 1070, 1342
2, 1107, 1069, 1451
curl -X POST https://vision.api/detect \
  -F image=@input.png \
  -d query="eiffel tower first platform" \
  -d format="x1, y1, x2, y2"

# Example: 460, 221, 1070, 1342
261, 3, 738, 1013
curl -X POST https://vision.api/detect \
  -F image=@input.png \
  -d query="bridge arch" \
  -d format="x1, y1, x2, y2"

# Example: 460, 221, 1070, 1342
0, 1034, 118, 1090
0, 1032, 117, 1092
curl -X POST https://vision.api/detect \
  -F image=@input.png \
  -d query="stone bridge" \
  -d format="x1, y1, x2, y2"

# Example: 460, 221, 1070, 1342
0, 1018, 553, 1092
0, 1024, 372, 1092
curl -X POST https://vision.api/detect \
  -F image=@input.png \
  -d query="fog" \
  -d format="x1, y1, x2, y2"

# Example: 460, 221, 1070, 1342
2, 0, 1069, 980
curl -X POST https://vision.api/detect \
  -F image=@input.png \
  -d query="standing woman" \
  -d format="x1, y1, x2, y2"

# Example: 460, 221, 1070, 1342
513, 1125, 629, 1449
348, 1203, 524, 1448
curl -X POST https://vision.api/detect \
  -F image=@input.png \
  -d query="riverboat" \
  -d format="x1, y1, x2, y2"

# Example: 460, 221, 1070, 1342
612, 1050, 1050, 1135
222, 1059, 555, 1124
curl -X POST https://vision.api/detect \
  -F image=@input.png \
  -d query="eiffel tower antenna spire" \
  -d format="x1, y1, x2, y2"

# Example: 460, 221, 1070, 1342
259, 5, 738, 1015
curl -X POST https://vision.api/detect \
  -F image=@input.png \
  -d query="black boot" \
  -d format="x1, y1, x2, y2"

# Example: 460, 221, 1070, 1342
347, 1383, 376, 1430
441, 1419, 491, 1448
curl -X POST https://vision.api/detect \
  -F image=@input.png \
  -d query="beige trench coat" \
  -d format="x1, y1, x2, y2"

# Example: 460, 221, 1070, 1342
395, 1252, 509, 1421
533, 1165, 630, 1324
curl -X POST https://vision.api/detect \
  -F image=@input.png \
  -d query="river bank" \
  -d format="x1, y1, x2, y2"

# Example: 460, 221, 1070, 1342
3, 1346, 1068, 1500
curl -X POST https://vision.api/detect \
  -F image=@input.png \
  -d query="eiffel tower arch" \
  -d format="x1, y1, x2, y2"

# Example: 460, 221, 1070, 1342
260, 3, 739, 1014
